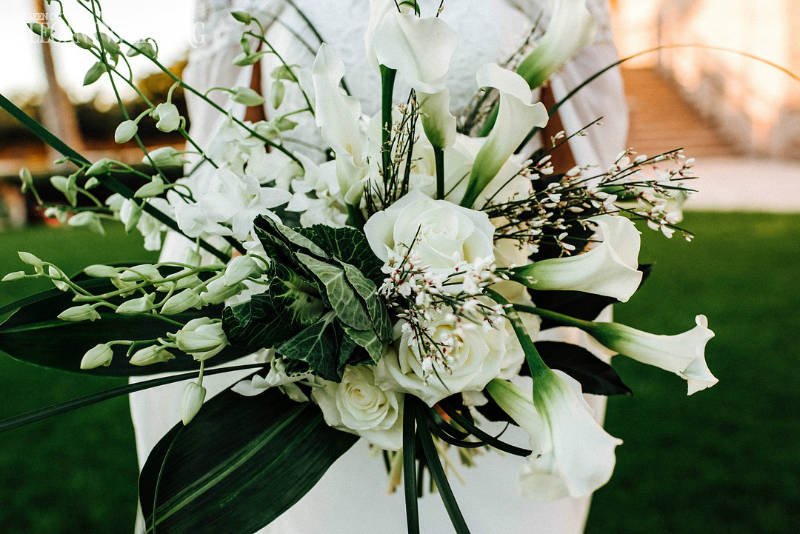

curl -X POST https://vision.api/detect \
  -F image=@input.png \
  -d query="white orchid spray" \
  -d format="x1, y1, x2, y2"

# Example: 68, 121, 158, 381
0, 1, 734, 532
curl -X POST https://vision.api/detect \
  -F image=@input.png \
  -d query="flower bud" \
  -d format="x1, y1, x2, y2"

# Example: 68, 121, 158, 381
119, 264, 161, 282
28, 23, 53, 39
83, 61, 107, 86
201, 277, 244, 305
270, 80, 285, 109
126, 40, 157, 59
2, 271, 26, 282
85, 158, 114, 177
181, 382, 207, 425
50, 175, 78, 206
58, 304, 101, 322
73, 33, 94, 50
134, 176, 166, 198
231, 87, 265, 107
175, 318, 228, 361
68, 212, 105, 234
114, 120, 138, 143
153, 103, 181, 133
84, 177, 100, 189
231, 11, 253, 24
115, 293, 155, 315
80, 343, 114, 370
223, 255, 263, 286
84, 264, 118, 278
161, 289, 202, 315
48, 266, 69, 292
145, 147, 188, 167
119, 200, 142, 232
18, 168, 33, 192
18, 251, 43, 268
129, 345, 175, 366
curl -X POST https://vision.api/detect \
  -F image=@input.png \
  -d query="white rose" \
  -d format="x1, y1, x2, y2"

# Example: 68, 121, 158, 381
364, 189, 495, 270
374, 311, 522, 406
311, 365, 403, 450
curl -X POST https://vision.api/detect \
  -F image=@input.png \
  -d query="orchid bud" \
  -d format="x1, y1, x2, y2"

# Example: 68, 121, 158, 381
48, 266, 69, 292
134, 176, 166, 198
153, 103, 181, 133
145, 147, 188, 167
85, 158, 114, 177
50, 175, 78, 206
270, 80, 285, 109
231, 87, 265, 107
68, 212, 105, 234
115, 293, 156, 315
181, 382, 207, 425
201, 277, 245, 305
83, 61, 107, 86
114, 120, 138, 143
18, 168, 33, 192
28, 23, 53, 39
231, 11, 253, 24
175, 318, 228, 361
119, 264, 161, 282
84, 264, 118, 278
18, 251, 43, 269
73, 33, 94, 50
84, 177, 100, 189
129, 345, 175, 366
223, 255, 262, 286
161, 289, 202, 315
80, 343, 114, 370
127, 39, 157, 59
58, 304, 101, 322
2, 271, 26, 282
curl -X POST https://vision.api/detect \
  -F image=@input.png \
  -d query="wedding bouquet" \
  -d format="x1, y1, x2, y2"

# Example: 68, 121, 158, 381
1, 1, 720, 532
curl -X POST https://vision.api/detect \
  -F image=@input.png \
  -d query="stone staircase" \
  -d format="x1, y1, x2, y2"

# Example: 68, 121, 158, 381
622, 68, 737, 158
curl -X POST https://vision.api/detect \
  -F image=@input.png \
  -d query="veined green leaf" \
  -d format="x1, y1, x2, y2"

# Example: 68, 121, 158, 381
276, 314, 341, 381
341, 324, 384, 363
298, 225, 384, 284
139, 384, 357, 533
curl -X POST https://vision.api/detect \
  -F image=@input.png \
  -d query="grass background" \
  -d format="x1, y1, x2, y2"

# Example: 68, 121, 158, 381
0, 213, 798, 533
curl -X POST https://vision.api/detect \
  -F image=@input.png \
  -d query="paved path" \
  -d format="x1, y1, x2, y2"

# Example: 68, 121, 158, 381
686, 157, 800, 213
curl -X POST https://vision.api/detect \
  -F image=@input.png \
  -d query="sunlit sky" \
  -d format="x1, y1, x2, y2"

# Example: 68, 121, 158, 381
0, 0, 195, 101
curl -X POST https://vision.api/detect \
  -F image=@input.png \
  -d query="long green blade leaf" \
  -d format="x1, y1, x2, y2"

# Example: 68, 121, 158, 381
139, 385, 357, 533
417, 402, 471, 534
0, 364, 263, 432
403, 397, 420, 534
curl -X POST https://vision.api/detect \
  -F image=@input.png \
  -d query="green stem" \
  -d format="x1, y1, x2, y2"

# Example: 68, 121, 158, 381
512, 304, 595, 330
380, 66, 397, 183
434, 146, 445, 200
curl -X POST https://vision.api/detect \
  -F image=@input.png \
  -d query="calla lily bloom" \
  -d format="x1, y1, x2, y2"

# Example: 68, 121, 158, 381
461, 64, 548, 207
512, 215, 643, 302
517, 0, 598, 89
486, 373, 622, 500
418, 89, 457, 149
587, 315, 717, 395
312, 44, 370, 204
372, 12, 458, 93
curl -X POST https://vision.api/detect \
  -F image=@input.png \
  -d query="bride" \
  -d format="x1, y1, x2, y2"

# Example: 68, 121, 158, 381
131, 1, 628, 532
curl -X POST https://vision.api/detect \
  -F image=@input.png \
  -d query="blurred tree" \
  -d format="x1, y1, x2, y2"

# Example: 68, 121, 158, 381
34, 0, 83, 153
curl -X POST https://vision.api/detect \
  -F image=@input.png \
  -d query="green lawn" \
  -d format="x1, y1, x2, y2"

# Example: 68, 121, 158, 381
1, 214, 798, 533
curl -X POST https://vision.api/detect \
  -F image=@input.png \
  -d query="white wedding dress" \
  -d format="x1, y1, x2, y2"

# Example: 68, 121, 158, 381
130, 1, 628, 532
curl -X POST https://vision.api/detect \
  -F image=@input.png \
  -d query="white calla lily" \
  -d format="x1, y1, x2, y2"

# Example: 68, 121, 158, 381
486, 373, 621, 500
513, 215, 643, 302
462, 64, 548, 207
517, 0, 598, 89
587, 315, 717, 395
373, 12, 458, 93
312, 44, 370, 204
418, 89, 457, 149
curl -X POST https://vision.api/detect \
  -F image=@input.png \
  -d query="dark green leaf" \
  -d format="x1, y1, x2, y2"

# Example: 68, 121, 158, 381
276, 315, 341, 381
341, 324, 385, 363
403, 397, 420, 534
341, 262, 392, 341
296, 253, 372, 330
139, 384, 357, 533
222, 284, 306, 350
532, 341, 632, 396
298, 225, 384, 283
